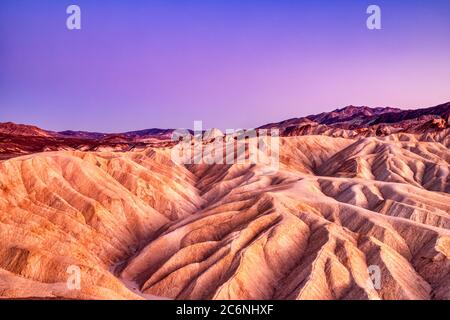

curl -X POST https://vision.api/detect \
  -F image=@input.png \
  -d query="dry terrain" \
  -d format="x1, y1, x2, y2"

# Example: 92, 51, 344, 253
0, 103, 449, 300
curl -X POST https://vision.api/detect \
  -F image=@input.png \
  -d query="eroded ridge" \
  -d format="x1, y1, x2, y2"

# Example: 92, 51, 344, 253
1, 132, 448, 300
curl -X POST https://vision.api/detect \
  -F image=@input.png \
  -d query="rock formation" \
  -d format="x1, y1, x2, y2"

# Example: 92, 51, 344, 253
0, 103, 449, 300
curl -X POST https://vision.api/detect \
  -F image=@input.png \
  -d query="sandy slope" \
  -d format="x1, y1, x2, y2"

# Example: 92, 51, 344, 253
0, 134, 449, 300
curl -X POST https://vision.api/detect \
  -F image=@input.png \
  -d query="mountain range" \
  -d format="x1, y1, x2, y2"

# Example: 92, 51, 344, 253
1, 102, 449, 160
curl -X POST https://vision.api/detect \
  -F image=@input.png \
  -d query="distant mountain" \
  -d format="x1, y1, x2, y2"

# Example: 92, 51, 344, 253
58, 130, 108, 140
260, 102, 450, 137
0, 122, 58, 137
122, 128, 176, 139
307, 105, 402, 125
57, 128, 178, 140
58, 128, 177, 140
370, 102, 450, 125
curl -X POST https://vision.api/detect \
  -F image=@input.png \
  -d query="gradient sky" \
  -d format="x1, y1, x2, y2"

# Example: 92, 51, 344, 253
1, 0, 450, 132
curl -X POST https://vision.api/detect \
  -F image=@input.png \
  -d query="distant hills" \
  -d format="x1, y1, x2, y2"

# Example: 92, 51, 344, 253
2, 101, 449, 139
0, 102, 448, 159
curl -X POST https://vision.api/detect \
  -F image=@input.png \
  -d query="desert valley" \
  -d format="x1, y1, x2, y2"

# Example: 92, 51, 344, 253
0, 102, 449, 300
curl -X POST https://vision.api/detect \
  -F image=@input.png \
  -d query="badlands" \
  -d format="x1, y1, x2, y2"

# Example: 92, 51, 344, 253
0, 102, 449, 300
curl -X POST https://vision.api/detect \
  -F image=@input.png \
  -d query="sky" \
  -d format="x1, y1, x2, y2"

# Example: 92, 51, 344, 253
0, 0, 450, 132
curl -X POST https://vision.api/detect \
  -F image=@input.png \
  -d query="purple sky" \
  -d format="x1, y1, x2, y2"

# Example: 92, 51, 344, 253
1, 0, 450, 132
